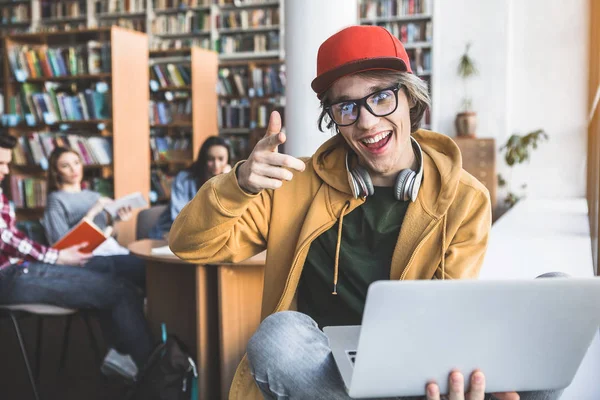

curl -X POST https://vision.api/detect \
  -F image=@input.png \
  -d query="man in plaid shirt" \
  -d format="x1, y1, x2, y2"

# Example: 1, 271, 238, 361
0, 134, 152, 379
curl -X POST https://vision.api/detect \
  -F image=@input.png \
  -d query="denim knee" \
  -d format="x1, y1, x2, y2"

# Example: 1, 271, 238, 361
247, 311, 321, 373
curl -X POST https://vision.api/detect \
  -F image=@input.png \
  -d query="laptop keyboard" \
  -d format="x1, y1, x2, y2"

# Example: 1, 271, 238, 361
346, 350, 357, 365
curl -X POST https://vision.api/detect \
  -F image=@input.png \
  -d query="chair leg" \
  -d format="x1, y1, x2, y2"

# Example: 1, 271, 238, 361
81, 312, 102, 366
58, 315, 73, 372
9, 311, 41, 400
35, 316, 43, 380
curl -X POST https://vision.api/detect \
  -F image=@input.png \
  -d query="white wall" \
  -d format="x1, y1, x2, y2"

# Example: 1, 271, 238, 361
508, 0, 589, 199
433, 0, 589, 199
284, 0, 358, 157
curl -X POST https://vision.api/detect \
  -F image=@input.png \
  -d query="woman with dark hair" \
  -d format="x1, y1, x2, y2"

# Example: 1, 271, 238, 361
149, 135, 231, 239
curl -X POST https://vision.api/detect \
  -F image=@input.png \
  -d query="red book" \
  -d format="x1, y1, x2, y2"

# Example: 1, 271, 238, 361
52, 218, 107, 254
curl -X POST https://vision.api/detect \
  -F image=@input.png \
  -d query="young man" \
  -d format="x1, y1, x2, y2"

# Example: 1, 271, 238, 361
170, 26, 560, 400
0, 134, 152, 377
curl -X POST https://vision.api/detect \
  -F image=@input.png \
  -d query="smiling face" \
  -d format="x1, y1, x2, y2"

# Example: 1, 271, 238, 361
328, 73, 416, 186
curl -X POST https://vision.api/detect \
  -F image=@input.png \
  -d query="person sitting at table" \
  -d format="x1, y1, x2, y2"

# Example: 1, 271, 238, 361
42, 146, 146, 292
0, 135, 152, 381
148, 136, 232, 239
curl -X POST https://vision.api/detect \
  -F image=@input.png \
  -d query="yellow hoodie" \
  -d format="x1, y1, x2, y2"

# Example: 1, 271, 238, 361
169, 129, 492, 400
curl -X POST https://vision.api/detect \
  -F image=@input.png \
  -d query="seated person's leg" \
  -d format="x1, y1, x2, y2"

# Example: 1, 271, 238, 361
85, 255, 146, 291
246, 311, 418, 400
0, 262, 153, 368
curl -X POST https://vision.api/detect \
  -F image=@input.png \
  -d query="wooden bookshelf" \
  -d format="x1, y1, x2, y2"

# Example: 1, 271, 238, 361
2, 26, 149, 246
358, 0, 434, 129
149, 46, 217, 205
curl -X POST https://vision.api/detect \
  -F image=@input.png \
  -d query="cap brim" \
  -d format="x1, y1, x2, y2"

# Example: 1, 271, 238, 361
311, 57, 409, 99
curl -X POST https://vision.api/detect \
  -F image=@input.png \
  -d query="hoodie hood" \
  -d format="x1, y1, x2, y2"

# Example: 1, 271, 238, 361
312, 129, 463, 218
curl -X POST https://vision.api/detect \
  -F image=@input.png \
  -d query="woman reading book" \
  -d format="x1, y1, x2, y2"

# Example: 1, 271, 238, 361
149, 136, 232, 239
42, 146, 146, 291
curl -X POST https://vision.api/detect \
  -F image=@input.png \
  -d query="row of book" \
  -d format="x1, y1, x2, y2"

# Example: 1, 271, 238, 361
217, 64, 285, 97
150, 169, 174, 203
149, 99, 192, 125
368, 21, 432, 44
408, 48, 432, 74
1, 4, 30, 25
96, 0, 147, 13
218, 100, 251, 129
218, 32, 279, 54
154, 0, 211, 10
360, 0, 431, 19
8, 43, 112, 80
216, 0, 278, 6
216, 8, 279, 30
151, 63, 191, 87
150, 135, 192, 161
151, 36, 210, 50
11, 132, 113, 168
6, 83, 111, 126
152, 12, 210, 35
9, 176, 46, 209
99, 18, 146, 31
255, 103, 283, 129
40, 0, 86, 19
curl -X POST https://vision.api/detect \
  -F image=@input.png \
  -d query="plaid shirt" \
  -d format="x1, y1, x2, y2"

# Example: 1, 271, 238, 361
0, 190, 59, 269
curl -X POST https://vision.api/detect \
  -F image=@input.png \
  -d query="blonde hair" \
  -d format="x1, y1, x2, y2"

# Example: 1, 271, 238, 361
317, 71, 431, 133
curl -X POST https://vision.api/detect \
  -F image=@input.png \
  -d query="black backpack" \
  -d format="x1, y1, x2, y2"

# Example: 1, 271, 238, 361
130, 335, 198, 400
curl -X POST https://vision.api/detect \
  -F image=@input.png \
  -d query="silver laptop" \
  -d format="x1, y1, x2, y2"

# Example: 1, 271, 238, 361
324, 278, 600, 398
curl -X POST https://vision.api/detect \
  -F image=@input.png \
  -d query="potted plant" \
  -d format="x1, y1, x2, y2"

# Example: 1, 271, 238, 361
455, 43, 478, 137
497, 129, 549, 210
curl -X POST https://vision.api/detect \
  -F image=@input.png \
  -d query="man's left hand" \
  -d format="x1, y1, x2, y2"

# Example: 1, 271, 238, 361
426, 371, 519, 400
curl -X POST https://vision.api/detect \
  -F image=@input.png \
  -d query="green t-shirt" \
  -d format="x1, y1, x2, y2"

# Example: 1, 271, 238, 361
297, 186, 410, 328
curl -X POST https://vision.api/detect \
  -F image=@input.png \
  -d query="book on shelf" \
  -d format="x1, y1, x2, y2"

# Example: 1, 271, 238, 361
218, 31, 279, 54
149, 98, 192, 125
150, 169, 174, 202
154, 0, 211, 9
40, 0, 86, 19
96, 0, 147, 13
151, 36, 210, 50
360, 0, 431, 19
216, 0, 279, 6
218, 66, 249, 97
216, 8, 279, 29
150, 135, 192, 161
4, 81, 111, 126
11, 132, 112, 169
221, 135, 249, 164
9, 175, 46, 209
364, 20, 432, 44
81, 177, 113, 198
7, 42, 112, 80
151, 63, 191, 88
99, 18, 146, 31
52, 217, 107, 253
0, 3, 30, 25
218, 99, 251, 129
152, 11, 210, 35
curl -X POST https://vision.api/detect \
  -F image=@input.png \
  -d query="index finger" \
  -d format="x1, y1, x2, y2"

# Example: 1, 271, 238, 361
264, 111, 282, 138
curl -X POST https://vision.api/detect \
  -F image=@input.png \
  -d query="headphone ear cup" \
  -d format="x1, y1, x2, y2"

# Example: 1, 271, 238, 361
354, 165, 374, 197
395, 169, 415, 201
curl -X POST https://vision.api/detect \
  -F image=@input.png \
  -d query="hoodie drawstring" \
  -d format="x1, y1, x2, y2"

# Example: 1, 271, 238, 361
441, 214, 447, 280
333, 201, 351, 295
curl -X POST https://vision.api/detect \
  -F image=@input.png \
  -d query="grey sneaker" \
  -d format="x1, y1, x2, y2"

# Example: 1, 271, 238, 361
100, 348, 139, 382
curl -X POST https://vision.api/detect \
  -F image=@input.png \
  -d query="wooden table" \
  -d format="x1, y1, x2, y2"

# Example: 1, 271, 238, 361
129, 239, 265, 400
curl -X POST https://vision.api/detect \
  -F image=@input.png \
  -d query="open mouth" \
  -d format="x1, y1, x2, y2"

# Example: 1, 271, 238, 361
359, 131, 392, 152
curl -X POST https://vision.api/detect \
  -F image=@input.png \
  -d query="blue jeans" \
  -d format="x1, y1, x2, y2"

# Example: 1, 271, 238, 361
247, 312, 563, 400
0, 255, 152, 367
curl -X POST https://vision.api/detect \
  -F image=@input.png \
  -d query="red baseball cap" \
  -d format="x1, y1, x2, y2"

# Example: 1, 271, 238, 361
311, 25, 412, 99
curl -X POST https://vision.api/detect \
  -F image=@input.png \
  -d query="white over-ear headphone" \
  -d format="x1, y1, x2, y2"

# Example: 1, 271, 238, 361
345, 136, 424, 202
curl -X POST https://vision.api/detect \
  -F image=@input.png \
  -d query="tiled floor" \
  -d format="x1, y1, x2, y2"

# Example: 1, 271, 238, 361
0, 312, 129, 400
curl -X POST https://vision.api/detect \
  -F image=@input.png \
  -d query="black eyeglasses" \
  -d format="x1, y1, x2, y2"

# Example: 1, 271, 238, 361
325, 85, 401, 127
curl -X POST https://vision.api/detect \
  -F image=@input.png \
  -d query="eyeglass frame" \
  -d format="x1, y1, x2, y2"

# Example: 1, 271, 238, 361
324, 84, 402, 127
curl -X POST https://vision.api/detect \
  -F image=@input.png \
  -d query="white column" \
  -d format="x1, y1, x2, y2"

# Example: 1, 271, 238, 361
284, 0, 358, 158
